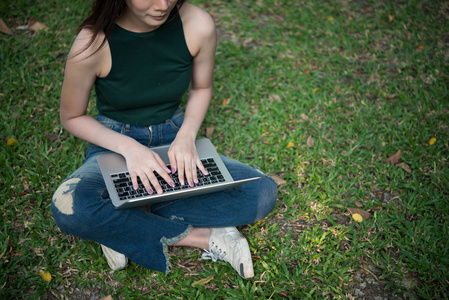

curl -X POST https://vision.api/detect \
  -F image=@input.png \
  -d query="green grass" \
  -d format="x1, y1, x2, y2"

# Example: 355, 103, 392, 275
1, 0, 448, 299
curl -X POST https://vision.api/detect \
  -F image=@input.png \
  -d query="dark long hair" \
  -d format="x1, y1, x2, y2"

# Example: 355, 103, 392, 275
73, 0, 186, 58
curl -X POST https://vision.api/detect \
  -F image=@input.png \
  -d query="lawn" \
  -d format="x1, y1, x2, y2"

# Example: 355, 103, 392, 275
1, 0, 448, 299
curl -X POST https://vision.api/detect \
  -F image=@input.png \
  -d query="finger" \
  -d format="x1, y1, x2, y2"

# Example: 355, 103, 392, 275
184, 158, 195, 187
196, 157, 208, 176
136, 172, 154, 195
130, 172, 140, 191
145, 172, 163, 195
177, 160, 185, 186
167, 148, 177, 175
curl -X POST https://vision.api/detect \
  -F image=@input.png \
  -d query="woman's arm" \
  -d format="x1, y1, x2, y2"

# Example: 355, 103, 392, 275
168, 4, 217, 186
60, 29, 173, 194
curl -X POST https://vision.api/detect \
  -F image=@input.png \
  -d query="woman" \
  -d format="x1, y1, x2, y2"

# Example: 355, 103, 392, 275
52, 0, 277, 279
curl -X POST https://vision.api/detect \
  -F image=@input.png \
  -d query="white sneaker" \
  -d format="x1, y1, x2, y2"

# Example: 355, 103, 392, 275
100, 244, 128, 271
201, 227, 254, 278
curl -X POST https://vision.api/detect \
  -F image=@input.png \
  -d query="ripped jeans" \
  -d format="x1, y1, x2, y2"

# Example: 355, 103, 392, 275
51, 111, 278, 273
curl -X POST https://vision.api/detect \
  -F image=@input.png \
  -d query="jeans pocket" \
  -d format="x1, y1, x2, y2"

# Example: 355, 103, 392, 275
166, 110, 184, 131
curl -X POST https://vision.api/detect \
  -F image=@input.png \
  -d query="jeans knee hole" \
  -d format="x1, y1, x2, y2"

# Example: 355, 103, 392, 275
52, 177, 81, 215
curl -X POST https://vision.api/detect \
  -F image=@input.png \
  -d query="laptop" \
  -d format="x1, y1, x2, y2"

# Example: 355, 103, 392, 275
97, 138, 260, 209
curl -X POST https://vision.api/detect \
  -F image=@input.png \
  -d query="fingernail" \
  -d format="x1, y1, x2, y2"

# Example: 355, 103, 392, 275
133, 185, 138, 190
189, 181, 194, 187
180, 180, 185, 186
170, 181, 175, 187
194, 178, 199, 184
171, 167, 176, 174
157, 188, 163, 195
147, 189, 153, 194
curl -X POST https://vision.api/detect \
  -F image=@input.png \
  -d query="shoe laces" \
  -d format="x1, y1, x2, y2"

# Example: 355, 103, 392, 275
202, 242, 227, 262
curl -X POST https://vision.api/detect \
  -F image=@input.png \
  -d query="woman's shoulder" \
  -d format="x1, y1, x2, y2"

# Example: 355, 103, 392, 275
68, 28, 108, 63
179, 3, 215, 34
179, 3, 216, 56
66, 28, 110, 77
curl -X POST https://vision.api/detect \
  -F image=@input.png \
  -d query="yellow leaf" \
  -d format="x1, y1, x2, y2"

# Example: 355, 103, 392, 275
428, 137, 436, 146
39, 270, 52, 282
328, 16, 334, 22
418, 45, 425, 51
7, 138, 18, 146
191, 275, 214, 287
388, 13, 394, 22
313, 88, 319, 93
381, 141, 386, 146
222, 98, 231, 106
287, 142, 295, 148
352, 213, 363, 223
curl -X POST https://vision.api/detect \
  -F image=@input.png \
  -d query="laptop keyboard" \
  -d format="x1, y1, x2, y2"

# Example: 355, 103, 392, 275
110, 158, 225, 201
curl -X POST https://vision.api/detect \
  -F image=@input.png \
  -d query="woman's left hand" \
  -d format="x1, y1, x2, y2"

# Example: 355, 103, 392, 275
168, 135, 208, 187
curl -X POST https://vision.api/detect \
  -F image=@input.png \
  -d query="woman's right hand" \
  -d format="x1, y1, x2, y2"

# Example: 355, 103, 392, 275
123, 143, 175, 195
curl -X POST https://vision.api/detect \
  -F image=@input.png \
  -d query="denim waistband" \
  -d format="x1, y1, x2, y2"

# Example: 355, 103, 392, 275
85, 108, 184, 160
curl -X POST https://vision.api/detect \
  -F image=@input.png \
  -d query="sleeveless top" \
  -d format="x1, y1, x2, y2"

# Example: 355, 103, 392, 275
94, 8, 192, 126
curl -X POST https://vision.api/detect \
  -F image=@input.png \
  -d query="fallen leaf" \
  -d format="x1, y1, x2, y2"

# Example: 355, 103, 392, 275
300, 113, 309, 121
347, 207, 371, 220
28, 17, 49, 32
206, 125, 214, 138
309, 201, 323, 212
7, 137, 18, 146
39, 270, 52, 282
428, 137, 436, 146
328, 16, 334, 22
286, 142, 294, 148
100, 296, 114, 300
0, 18, 14, 35
352, 213, 363, 222
268, 94, 281, 102
384, 150, 401, 164
307, 136, 314, 148
313, 88, 319, 93
365, 7, 373, 12
417, 45, 425, 51
354, 201, 364, 208
388, 13, 394, 22
192, 275, 214, 287
268, 174, 287, 187
221, 98, 230, 107
397, 162, 412, 174
45, 134, 58, 142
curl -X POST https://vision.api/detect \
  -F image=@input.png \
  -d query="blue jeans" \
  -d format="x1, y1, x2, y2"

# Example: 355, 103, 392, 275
51, 110, 278, 273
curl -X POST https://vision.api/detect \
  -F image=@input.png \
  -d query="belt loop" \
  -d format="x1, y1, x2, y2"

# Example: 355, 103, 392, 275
124, 124, 131, 132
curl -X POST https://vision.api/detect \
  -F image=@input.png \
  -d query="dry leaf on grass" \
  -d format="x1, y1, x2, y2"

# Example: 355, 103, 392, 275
307, 136, 314, 148
28, 17, 48, 32
206, 125, 214, 138
100, 296, 114, 300
347, 207, 371, 220
221, 98, 230, 107
397, 162, 412, 174
45, 134, 58, 142
268, 94, 281, 102
191, 275, 214, 287
0, 18, 14, 35
384, 149, 401, 164
268, 174, 287, 187
354, 201, 364, 208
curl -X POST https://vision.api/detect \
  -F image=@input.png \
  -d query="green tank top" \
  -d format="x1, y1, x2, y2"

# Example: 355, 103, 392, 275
95, 8, 192, 126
